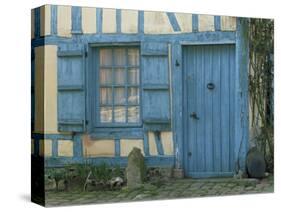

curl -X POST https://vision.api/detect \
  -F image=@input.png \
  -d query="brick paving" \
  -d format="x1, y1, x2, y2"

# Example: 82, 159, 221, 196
45, 176, 274, 207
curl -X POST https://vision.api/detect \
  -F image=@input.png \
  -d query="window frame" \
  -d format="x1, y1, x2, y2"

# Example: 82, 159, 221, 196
91, 44, 142, 128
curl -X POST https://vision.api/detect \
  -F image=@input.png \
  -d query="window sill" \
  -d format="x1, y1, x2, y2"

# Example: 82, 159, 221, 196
89, 126, 144, 140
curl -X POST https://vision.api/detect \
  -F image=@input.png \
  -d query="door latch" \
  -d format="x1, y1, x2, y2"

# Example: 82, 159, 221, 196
190, 112, 199, 120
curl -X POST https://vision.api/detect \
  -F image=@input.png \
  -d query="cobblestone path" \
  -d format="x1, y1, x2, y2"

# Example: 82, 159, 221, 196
45, 176, 273, 207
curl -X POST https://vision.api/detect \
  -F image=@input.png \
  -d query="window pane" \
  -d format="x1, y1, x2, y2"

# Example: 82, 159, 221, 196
100, 107, 112, 123
100, 49, 112, 66
114, 88, 126, 104
128, 68, 139, 85
128, 88, 139, 104
100, 88, 112, 105
114, 48, 126, 66
128, 106, 140, 123
114, 106, 126, 123
100, 68, 112, 84
114, 68, 126, 84
128, 48, 139, 66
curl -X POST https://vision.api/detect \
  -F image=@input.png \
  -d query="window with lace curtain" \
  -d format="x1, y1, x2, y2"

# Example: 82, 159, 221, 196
97, 46, 141, 126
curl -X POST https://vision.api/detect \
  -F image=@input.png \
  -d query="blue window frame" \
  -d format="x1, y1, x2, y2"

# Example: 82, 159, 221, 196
93, 46, 141, 127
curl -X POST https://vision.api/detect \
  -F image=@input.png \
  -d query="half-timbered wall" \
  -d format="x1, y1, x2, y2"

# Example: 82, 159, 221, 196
31, 5, 248, 177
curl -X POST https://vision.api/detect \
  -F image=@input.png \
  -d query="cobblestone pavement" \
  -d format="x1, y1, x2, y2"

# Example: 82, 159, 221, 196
45, 176, 273, 207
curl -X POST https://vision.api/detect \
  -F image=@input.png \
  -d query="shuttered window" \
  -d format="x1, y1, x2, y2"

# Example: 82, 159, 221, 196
57, 42, 171, 133
95, 47, 141, 126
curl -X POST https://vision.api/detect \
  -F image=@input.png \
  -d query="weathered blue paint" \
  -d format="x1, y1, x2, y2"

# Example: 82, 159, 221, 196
90, 128, 143, 139
183, 44, 236, 177
141, 42, 171, 128
57, 44, 86, 132
229, 45, 236, 171
214, 16, 221, 31
73, 134, 83, 158
204, 46, 213, 172
96, 8, 102, 34
234, 18, 249, 172
138, 11, 144, 34
45, 155, 175, 168
192, 14, 198, 32
115, 139, 120, 156
143, 132, 150, 156
34, 7, 40, 38
154, 131, 164, 155
52, 139, 58, 157
171, 42, 183, 169
31, 31, 236, 48
51, 5, 57, 35
71, 6, 82, 34
166, 12, 181, 32
116, 9, 121, 33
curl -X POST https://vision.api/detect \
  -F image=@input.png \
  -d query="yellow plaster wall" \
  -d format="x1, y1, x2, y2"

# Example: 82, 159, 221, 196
102, 8, 116, 33
120, 139, 144, 156
175, 13, 192, 33
40, 5, 51, 36
31, 9, 35, 39
57, 5, 72, 37
221, 16, 236, 31
39, 139, 52, 157
121, 10, 138, 33
148, 132, 158, 156
44, 45, 58, 134
161, 132, 174, 155
34, 46, 44, 133
83, 135, 115, 157
144, 11, 174, 34
198, 15, 215, 32
58, 140, 73, 157
82, 7, 96, 34
34, 45, 59, 134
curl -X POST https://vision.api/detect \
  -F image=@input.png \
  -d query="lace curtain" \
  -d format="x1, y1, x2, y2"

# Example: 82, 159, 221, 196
99, 48, 140, 123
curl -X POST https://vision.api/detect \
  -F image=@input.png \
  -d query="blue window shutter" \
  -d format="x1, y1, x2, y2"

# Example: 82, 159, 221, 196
57, 44, 86, 132
141, 42, 171, 130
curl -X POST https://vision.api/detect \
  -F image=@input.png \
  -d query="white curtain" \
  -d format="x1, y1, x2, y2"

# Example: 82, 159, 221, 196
99, 47, 140, 123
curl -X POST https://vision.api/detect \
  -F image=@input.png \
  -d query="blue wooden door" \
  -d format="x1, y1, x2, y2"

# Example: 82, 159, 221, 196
183, 44, 236, 178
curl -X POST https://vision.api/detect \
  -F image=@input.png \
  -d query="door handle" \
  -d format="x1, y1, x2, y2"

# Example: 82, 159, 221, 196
190, 112, 199, 120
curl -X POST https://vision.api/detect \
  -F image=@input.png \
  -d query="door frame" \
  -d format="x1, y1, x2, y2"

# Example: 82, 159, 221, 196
182, 43, 236, 178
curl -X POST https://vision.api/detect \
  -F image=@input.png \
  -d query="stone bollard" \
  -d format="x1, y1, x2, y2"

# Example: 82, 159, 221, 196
126, 147, 146, 189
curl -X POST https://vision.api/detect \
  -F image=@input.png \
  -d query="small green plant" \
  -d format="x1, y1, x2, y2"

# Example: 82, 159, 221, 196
91, 163, 112, 184
46, 168, 65, 191
112, 165, 124, 178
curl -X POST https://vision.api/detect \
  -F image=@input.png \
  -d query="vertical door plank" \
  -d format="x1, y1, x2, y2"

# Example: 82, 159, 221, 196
221, 45, 231, 172
204, 46, 214, 172
186, 46, 196, 172
229, 45, 236, 170
196, 46, 206, 172
212, 45, 222, 172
